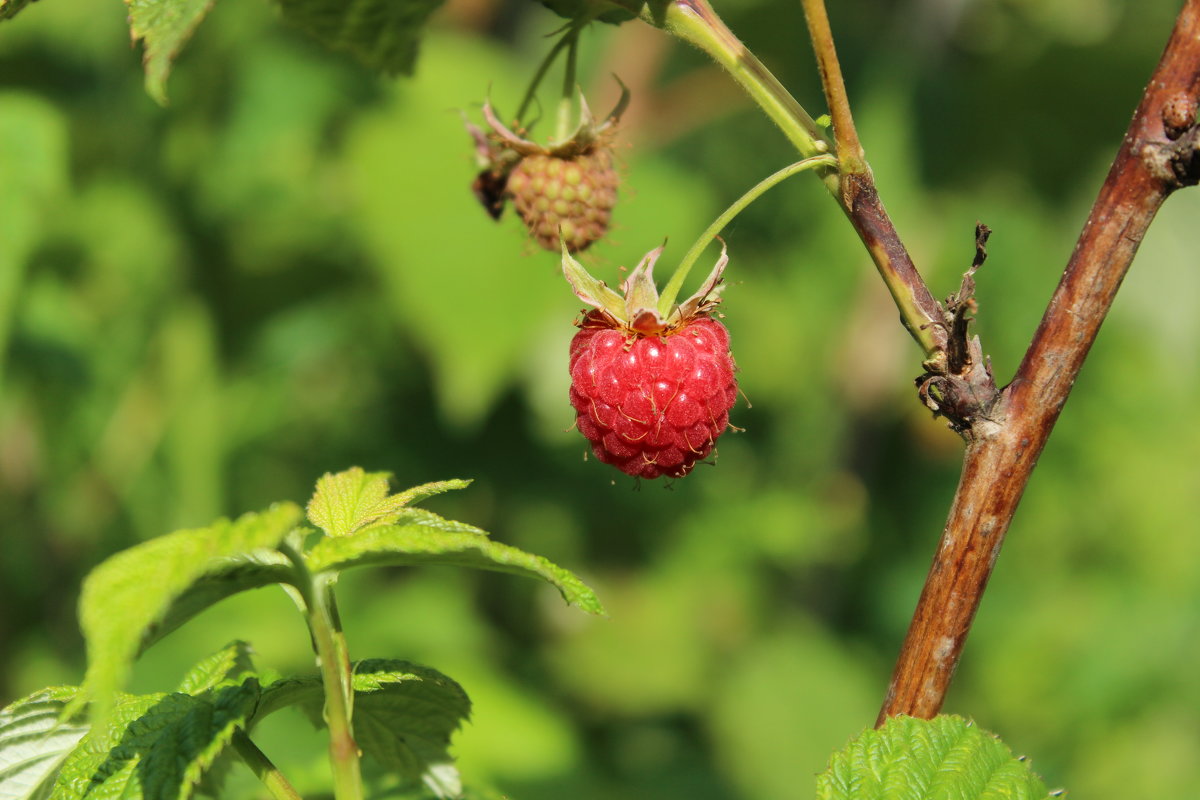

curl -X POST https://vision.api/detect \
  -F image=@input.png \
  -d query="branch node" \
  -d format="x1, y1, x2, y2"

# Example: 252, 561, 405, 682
914, 223, 999, 436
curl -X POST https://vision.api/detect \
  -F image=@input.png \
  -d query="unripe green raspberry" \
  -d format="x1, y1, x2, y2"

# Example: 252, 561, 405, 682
507, 149, 618, 253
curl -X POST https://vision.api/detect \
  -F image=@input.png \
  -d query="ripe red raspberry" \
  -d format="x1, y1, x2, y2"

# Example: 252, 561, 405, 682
569, 311, 736, 478
562, 242, 738, 479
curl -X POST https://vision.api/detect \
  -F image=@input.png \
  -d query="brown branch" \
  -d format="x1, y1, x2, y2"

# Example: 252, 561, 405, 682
878, 0, 1200, 724
799, 0, 947, 355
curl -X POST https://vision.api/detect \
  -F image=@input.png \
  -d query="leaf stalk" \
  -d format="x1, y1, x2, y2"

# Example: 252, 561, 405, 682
232, 729, 306, 800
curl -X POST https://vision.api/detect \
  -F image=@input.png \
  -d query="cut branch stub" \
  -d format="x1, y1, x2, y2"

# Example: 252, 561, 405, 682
914, 223, 1000, 437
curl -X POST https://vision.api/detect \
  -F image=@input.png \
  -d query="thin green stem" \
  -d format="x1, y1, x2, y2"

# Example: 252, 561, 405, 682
232, 730, 305, 800
658, 155, 836, 315
556, 31, 581, 142
642, 0, 838, 196
515, 34, 573, 124
310, 578, 362, 800
644, 0, 945, 357
279, 537, 362, 800
799, 0, 867, 175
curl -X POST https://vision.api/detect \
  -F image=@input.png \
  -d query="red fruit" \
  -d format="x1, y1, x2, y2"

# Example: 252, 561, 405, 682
569, 310, 737, 479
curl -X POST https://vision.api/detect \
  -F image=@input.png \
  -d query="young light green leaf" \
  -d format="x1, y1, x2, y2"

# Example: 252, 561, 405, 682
276, 0, 445, 76
53, 680, 261, 800
76, 502, 302, 725
176, 641, 258, 696
256, 660, 471, 799
816, 715, 1055, 800
0, 687, 89, 800
306, 468, 471, 538
304, 523, 604, 615
127, 0, 220, 105
389, 479, 473, 510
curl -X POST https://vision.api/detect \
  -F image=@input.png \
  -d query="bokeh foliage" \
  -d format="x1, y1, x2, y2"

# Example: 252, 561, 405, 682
2, 0, 1199, 798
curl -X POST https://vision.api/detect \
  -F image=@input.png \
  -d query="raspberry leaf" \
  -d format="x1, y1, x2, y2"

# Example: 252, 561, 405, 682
0, 688, 89, 800
305, 522, 604, 615
127, 0, 220, 105
256, 660, 471, 799
52, 680, 261, 800
277, 0, 444, 76
816, 715, 1056, 800
307, 467, 471, 538
75, 503, 303, 726
175, 640, 259, 696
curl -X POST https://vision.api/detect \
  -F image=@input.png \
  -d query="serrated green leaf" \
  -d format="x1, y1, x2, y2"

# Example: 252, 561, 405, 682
0, 0, 33, 22
816, 715, 1055, 800
126, 0, 219, 104
256, 660, 471, 799
53, 680, 261, 800
0, 688, 89, 800
76, 503, 302, 725
390, 479, 474, 510
276, 0, 445, 76
306, 468, 472, 538
176, 641, 258, 696
305, 523, 604, 615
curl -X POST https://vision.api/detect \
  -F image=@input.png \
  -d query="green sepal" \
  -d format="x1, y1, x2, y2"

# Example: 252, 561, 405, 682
816, 715, 1057, 800
75, 503, 303, 726
307, 467, 471, 538
0, 687, 89, 800
305, 521, 604, 616
561, 243, 627, 322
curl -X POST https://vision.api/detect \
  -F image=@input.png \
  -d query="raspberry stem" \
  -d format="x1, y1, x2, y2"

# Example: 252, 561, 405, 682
657, 154, 836, 317
515, 19, 592, 125
643, 0, 945, 357
555, 32, 581, 142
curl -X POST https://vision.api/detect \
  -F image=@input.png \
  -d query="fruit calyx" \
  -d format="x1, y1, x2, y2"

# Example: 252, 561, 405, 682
562, 242, 729, 336
466, 86, 628, 251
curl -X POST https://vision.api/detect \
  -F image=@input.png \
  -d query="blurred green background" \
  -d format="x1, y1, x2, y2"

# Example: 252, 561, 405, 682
3, 0, 1199, 797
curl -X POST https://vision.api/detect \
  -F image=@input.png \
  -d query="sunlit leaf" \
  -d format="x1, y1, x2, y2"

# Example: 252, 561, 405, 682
53, 681, 260, 800
816, 715, 1055, 800
276, 0, 445, 75
0, 688, 89, 800
127, 0, 220, 104
306, 467, 471, 537
175, 641, 258, 696
305, 522, 604, 615
76, 503, 302, 725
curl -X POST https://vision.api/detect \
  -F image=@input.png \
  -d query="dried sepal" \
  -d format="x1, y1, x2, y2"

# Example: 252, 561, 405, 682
561, 242, 728, 335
